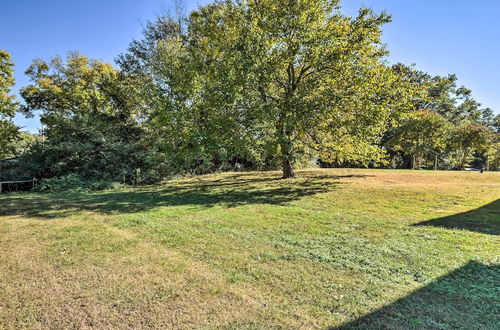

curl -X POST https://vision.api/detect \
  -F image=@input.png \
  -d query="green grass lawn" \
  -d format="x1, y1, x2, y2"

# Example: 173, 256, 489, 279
0, 169, 499, 329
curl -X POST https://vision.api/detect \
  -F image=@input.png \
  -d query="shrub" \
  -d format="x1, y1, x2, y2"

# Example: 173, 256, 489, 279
34, 174, 123, 192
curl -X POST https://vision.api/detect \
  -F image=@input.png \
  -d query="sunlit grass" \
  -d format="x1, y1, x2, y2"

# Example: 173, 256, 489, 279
0, 169, 498, 328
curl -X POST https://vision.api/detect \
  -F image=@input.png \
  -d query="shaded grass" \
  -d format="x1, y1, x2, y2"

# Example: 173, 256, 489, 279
337, 261, 499, 330
416, 199, 500, 235
0, 169, 499, 328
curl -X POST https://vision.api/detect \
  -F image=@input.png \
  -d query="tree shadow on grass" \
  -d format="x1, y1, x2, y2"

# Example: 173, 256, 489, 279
0, 172, 362, 220
415, 199, 500, 235
335, 261, 500, 329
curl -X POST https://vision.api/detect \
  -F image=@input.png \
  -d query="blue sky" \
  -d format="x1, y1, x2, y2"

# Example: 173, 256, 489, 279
2, 0, 499, 132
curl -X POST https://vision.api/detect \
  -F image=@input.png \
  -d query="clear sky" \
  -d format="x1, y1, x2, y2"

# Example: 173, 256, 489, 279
2, 0, 499, 132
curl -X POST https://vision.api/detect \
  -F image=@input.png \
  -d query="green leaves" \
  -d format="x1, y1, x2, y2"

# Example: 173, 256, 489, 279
8, 1, 497, 182
385, 64, 496, 170
0, 50, 18, 118
0, 50, 20, 159
18, 53, 148, 183
448, 122, 492, 169
387, 110, 451, 169
145, 0, 423, 176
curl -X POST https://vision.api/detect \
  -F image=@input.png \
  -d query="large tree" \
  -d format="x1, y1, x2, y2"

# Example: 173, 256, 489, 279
152, 0, 420, 178
0, 50, 20, 159
20, 53, 147, 182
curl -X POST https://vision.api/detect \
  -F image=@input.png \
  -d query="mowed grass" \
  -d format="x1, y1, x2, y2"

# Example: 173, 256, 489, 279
0, 169, 499, 329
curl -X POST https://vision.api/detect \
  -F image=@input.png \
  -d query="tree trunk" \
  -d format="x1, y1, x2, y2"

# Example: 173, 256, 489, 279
434, 154, 438, 170
277, 116, 295, 178
282, 158, 295, 178
280, 139, 295, 178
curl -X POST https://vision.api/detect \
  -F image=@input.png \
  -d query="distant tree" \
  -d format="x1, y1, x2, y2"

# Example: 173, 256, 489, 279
387, 110, 450, 169
0, 50, 20, 159
10, 131, 38, 156
392, 64, 492, 125
448, 122, 491, 170
151, 0, 421, 178
492, 114, 500, 133
486, 115, 500, 170
486, 135, 500, 171
389, 64, 497, 170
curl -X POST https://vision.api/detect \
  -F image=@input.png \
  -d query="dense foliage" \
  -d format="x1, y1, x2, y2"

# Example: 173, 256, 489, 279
384, 64, 497, 170
17, 53, 148, 183
0, 50, 20, 160
1, 0, 499, 189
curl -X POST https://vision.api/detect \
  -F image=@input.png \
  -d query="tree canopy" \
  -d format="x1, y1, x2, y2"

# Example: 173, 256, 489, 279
0, 50, 20, 159
19, 53, 147, 182
145, 0, 424, 177
2, 0, 499, 188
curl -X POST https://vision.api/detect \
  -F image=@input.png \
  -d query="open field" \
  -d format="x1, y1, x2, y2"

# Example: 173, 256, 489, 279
0, 169, 499, 329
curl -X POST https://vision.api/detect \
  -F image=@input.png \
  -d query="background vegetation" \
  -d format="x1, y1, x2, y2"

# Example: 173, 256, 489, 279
1, 0, 499, 187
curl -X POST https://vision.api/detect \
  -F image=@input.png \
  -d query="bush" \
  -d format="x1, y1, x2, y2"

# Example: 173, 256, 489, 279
34, 174, 123, 192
